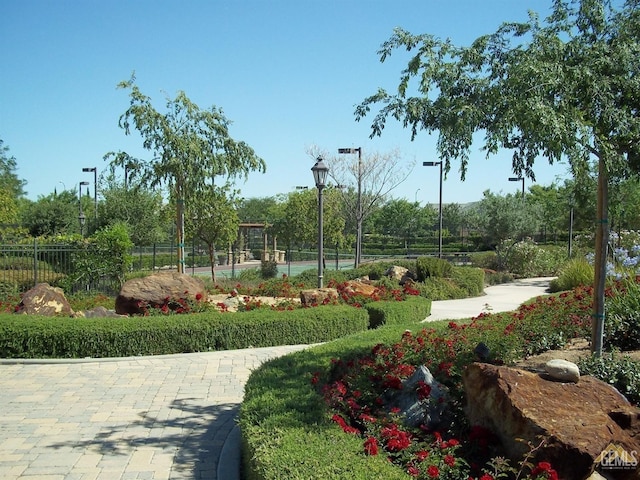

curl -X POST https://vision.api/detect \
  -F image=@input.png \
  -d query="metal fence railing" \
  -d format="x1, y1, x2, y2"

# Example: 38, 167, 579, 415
0, 239, 478, 296
0, 242, 121, 295
0, 242, 75, 292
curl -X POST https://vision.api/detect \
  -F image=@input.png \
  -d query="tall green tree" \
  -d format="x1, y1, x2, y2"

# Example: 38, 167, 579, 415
106, 75, 265, 273
560, 178, 597, 233
270, 188, 346, 257
97, 171, 168, 246
0, 139, 26, 199
356, 0, 640, 355
186, 185, 239, 282
471, 190, 540, 268
237, 197, 279, 224
371, 198, 437, 246
527, 184, 567, 241
0, 139, 27, 237
441, 203, 465, 241
609, 176, 640, 234
21, 191, 80, 237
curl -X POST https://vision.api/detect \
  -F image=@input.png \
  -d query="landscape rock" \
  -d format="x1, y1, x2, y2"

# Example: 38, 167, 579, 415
463, 362, 640, 480
219, 295, 242, 312
342, 280, 377, 297
115, 272, 206, 315
545, 358, 580, 383
72, 306, 127, 318
299, 288, 338, 306
353, 275, 371, 283
586, 472, 611, 480
15, 283, 73, 316
384, 365, 449, 429
384, 265, 409, 281
400, 271, 418, 285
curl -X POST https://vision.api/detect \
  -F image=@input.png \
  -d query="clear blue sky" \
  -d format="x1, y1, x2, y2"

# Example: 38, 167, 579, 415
0, 0, 570, 207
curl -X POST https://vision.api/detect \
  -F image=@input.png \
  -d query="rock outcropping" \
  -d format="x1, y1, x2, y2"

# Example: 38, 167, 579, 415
115, 272, 206, 315
463, 363, 640, 479
299, 288, 338, 306
15, 283, 73, 316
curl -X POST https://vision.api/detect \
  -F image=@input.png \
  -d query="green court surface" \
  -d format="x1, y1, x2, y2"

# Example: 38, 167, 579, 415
193, 260, 355, 280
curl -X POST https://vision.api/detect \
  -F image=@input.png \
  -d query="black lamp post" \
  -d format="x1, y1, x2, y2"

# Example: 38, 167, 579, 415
79, 181, 89, 236
338, 147, 362, 267
509, 176, 525, 199
423, 161, 443, 259
311, 157, 329, 288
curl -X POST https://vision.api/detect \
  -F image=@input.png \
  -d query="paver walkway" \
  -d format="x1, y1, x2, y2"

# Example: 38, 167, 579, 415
0, 346, 309, 480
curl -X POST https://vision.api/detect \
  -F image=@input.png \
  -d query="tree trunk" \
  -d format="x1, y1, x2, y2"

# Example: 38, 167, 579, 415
592, 155, 609, 356
176, 196, 185, 274
208, 243, 216, 283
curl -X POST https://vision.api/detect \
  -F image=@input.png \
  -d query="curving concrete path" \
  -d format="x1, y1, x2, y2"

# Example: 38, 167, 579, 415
0, 277, 553, 479
425, 277, 554, 322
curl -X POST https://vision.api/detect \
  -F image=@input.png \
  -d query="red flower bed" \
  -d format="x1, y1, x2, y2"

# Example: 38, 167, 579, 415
313, 285, 605, 478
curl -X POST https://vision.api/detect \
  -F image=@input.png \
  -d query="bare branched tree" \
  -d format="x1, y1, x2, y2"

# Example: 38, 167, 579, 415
307, 145, 413, 266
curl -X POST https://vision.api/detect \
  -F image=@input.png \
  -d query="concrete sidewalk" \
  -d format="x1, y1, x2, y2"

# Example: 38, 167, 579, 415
426, 277, 553, 322
0, 277, 553, 480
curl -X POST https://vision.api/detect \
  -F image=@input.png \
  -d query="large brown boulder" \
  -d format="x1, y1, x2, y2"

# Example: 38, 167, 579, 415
342, 280, 378, 297
299, 288, 338, 306
16, 283, 73, 316
115, 272, 206, 315
463, 363, 640, 480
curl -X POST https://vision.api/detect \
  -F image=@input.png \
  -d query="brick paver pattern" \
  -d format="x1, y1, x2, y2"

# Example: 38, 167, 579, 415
0, 345, 309, 480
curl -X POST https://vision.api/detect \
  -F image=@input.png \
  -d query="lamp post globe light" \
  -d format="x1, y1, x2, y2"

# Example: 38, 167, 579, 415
423, 161, 443, 259
311, 157, 329, 288
82, 167, 98, 219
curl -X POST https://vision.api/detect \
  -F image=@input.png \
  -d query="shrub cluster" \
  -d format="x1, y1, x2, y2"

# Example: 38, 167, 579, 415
502, 239, 564, 277
364, 296, 431, 329
416, 257, 452, 281
548, 257, 594, 293
604, 275, 640, 351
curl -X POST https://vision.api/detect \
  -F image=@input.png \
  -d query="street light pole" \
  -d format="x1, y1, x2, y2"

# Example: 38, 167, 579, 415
508, 176, 525, 199
338, 147, 362, 267
423, 161, 443, 259
82, 167, 97, 219
79, 181, 89, 236
311, 157, 329, 288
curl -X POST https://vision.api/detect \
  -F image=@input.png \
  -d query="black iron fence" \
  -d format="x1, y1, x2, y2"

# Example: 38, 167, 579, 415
0, 241, 122, 295
0, 242, 74, 293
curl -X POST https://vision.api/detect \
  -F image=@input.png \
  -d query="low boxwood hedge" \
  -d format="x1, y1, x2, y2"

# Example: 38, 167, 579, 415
240, 325, 415, 480
0, 295, 432, 359
364, 295, 431, 328
0, 305, 370, 359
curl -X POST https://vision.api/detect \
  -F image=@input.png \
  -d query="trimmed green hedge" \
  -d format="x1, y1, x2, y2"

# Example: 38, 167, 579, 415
416, 256, 452, 280
0, 305, 369, 359
364, 295, 431, 328
240, 326, 414, 480
451, 266, 485, 297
